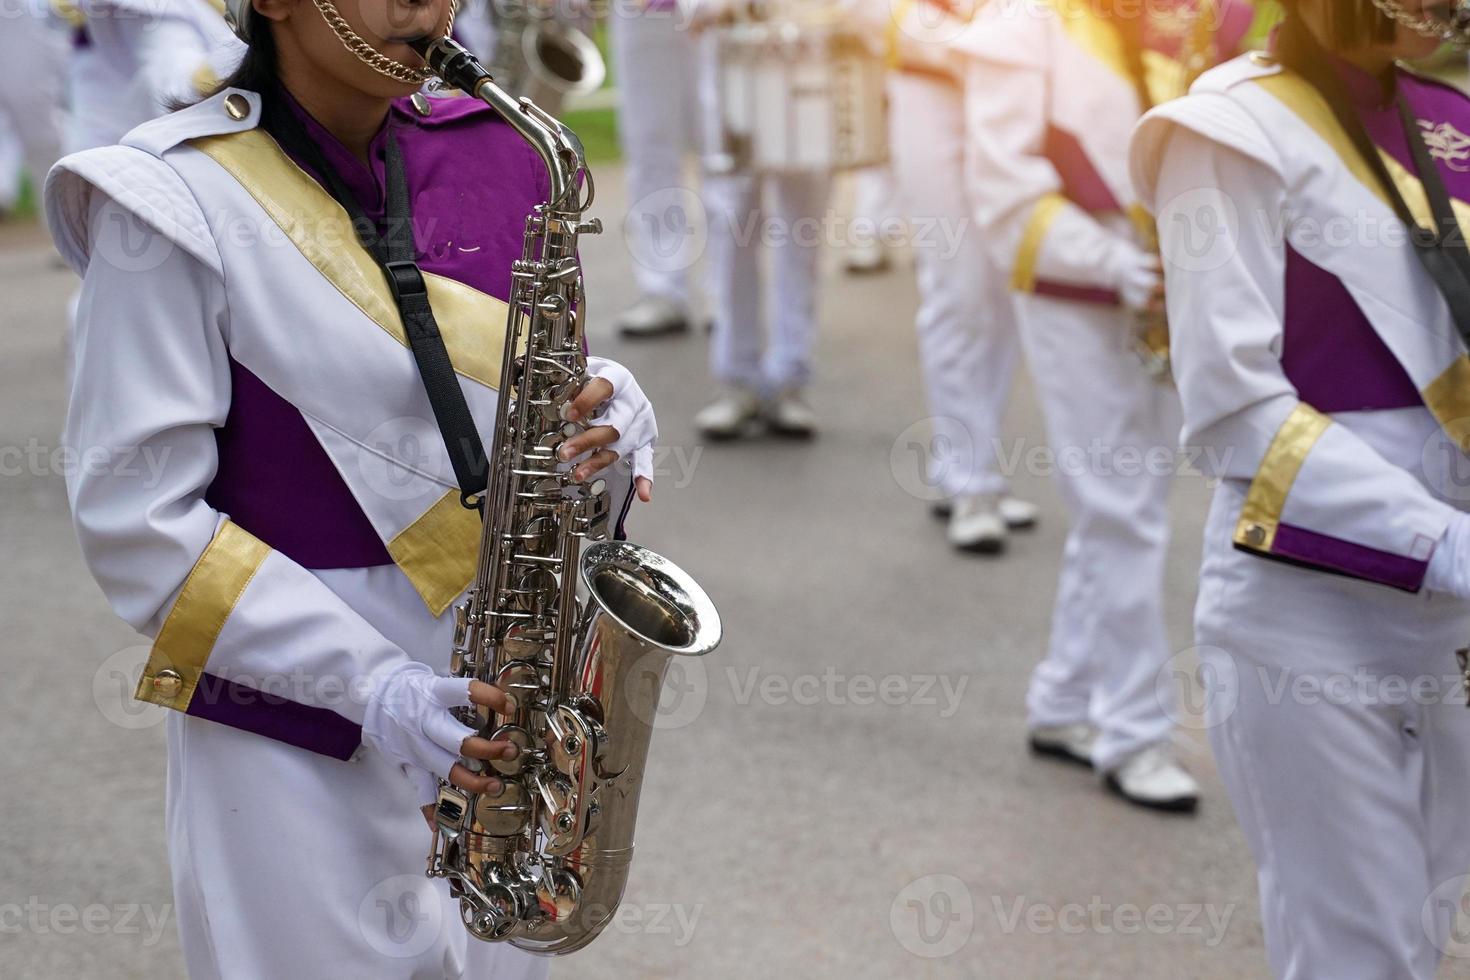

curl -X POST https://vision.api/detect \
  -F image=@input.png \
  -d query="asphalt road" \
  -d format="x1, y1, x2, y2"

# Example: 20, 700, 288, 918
2, 166, 1467, 979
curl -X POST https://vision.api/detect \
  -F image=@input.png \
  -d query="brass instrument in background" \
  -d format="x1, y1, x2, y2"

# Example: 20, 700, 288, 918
485, 0, 605, 116
1131, 306, 1172, 382
411, 35, 722, 954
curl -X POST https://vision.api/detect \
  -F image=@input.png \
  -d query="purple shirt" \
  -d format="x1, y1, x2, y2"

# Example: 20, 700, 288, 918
205, 88, 548, 569
1278, 59, 1470, 415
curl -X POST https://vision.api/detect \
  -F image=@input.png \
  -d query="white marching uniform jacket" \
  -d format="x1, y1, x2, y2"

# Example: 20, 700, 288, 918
1129, 55, 1470, 978
1132, 54, 1470, 593
50, 84, 642, 761
955, 0, 1252, 302
50, 92, 515, 757
60, 0, 243, 151
44, 86, 647, 976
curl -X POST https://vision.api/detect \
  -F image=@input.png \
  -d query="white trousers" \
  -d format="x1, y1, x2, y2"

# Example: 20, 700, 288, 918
0, 11, 65, 209
611, 7, 696, 306
889, 71, 1020, 498
1196, 470, 1470, 979
165, 564, 548, 980
1016, 294, 1178, 771
696, 34, 828, 394
848, 165, 896, 234
0, 115, 21, 209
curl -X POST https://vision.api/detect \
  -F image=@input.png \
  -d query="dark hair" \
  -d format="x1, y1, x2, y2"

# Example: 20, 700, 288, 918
210, 10, 280, 98
1274, 0, 1400, 212
1277, 0, 1396, 55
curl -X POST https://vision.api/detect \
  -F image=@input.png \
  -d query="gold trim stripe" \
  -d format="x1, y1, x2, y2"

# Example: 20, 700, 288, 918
1051, 0, 1192, 105
1253, 72, 1470, 237
1011, 193, 1068, 292
136, 522, 271, 712
192, 64, 221, 99
1233, 403, 1331, 553
1425, 355, 1470, 450
191, 128, 510, 392
387, 490, 483, 616
50, 0, 85, 27
1254, 71, 1470, 446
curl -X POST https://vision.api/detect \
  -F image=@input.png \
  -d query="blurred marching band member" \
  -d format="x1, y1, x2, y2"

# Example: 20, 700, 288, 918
887, 0, 1039, 552
687, 0, 831, 439
1133, 0, 1470, 972
450, 0, 495, 55
45, 0, 655, 971
841, 165, 895, 274
60, 0, 243, 153
956, 0, 1250, 809
610, 0, 700, 337
0, 2, 66, 220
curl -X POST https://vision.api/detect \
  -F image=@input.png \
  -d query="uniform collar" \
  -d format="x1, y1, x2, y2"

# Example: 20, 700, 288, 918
274, 84, 398, 217
1330, 55, 1398, 111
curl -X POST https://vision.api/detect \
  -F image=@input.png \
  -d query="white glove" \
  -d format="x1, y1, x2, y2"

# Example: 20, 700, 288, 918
362, 661, 477, 805
1108, 241, 1164, 313
1426, 513, 1470, 600
585, 356, 659, 484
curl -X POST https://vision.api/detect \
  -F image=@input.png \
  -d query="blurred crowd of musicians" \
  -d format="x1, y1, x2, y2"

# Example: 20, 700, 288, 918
14, 0, 1470, 975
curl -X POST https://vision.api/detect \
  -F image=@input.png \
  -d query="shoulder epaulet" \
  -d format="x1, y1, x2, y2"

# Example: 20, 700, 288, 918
123, 88, 260, 158
1188, 51, 1284, 96
1130, 53, 1283, 210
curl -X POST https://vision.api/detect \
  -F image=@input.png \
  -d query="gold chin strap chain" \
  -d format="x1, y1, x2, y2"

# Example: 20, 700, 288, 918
311, 0, 460, 85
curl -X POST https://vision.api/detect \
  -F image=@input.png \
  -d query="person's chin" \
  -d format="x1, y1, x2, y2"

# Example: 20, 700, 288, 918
1397, 34, 1446, 62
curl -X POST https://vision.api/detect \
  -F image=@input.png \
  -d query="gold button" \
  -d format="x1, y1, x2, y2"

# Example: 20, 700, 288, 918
1242, 523, 1267, 547
411, 92, 433, 118
224, 93, 250, 121
1248, 51, 1276, 68
151, 669, 184, 699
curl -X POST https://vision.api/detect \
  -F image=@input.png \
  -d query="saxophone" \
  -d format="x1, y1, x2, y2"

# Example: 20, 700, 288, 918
410, 36, 723, 954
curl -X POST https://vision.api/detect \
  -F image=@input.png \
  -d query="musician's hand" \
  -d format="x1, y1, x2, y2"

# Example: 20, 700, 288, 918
1112, 244, 1164, 313
1144, 279, 1167, 320
560, 358, 659, 503
362, 663, 522, 807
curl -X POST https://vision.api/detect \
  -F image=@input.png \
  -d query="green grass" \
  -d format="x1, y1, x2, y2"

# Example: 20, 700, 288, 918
563, 22, 621, 164
7, 176, 35, 220
561, 106, 621, 164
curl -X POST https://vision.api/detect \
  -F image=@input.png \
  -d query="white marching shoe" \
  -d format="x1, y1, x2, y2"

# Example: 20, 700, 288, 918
1104, 743, 1200, 814
765, 388, 818, 439
948, 494, 1007, 554
694, 386, 763, 440
614, 295, 690, 339
1027, 723, 1097, 768
997, 495, 1040, 530
843, 240, 891, 275
932, 494, 1039, 530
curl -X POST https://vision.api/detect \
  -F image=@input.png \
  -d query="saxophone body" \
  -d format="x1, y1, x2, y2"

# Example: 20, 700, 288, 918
412, 37, 722, 954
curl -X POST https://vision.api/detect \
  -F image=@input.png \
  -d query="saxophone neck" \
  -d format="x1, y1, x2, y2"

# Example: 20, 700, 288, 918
412, 35, 590, 210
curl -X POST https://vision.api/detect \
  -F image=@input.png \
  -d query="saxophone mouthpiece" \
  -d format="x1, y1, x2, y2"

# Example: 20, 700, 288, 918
409, 34, 494, 95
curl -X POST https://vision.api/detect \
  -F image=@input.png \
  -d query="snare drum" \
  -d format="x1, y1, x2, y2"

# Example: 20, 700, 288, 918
705, 19, 888, 176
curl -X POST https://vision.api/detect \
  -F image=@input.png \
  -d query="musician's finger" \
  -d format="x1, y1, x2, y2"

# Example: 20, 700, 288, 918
467, 680, 517, 714
459, 736, 520, 762
573, 449, 619, 482
636, 476, 653, 503
448, 763, 503, 796
558, 424, 620, 461
564, 377, 615, 422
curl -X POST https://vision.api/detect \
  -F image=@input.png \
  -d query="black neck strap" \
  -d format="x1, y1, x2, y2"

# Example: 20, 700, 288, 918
260, 94, 489, 509
1281, 47, 1470, 348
